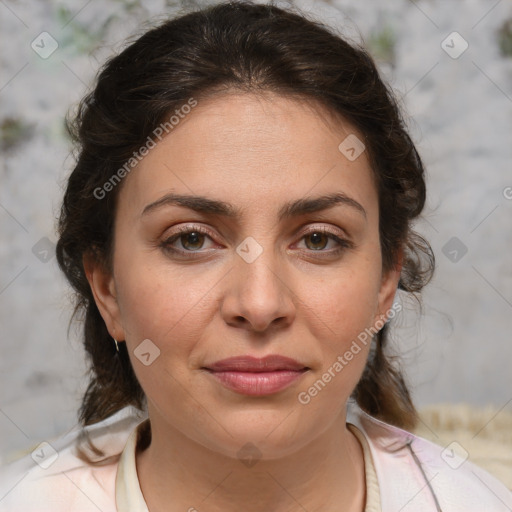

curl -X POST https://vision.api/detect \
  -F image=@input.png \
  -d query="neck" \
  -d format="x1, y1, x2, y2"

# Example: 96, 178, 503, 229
136, 408, 366, 512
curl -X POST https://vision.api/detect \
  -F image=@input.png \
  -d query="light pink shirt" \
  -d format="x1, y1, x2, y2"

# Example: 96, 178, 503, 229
1, 402, 511, 511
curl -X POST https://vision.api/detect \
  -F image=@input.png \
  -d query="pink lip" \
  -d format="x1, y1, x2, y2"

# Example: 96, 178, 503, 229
203, 355, 309, 396
206, 355, 307, 372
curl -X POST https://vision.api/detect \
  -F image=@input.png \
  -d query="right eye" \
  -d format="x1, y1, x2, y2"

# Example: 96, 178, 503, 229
160, 224, 218, 255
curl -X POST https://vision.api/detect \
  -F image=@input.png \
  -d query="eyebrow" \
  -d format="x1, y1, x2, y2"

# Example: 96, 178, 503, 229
141, 192, 367, 221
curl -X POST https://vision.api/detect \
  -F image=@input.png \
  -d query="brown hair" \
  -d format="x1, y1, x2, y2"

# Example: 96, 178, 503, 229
56, 0, 434, 464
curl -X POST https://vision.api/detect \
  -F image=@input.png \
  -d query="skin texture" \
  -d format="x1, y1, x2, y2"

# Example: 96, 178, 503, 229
85, 91, 402, 512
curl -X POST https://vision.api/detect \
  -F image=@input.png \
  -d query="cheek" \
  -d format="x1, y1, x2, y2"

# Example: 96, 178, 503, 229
300, 263, 381, 337
295, 272, 378, 409
112, 258, 204, 398
113, 246, 218, 350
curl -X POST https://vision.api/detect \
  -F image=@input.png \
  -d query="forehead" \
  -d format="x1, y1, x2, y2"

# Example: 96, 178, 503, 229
117, 91, 377, 222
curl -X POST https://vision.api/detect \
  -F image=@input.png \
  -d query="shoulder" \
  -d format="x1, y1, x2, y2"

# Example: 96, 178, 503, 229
0, 406, 146, 512
347, 401, 512, 512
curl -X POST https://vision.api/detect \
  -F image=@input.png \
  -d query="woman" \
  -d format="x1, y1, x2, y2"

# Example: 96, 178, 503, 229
1, 1, 510, 511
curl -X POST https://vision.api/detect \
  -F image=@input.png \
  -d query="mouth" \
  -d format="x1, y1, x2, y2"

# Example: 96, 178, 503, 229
202, 355, 310, 396
204, 354, 308, 372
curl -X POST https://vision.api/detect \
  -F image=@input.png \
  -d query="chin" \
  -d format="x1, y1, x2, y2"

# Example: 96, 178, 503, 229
198, 410, 316, 461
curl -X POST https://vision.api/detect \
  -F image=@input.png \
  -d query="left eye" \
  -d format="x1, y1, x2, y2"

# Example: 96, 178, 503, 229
298, 230, 345, 251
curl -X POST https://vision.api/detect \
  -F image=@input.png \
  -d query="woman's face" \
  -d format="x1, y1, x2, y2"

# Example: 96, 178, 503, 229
87, 91, 400, 459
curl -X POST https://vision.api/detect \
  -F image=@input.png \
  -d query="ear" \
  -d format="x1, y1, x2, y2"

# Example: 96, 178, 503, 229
83, 250, 125, 341
375, 246, 403, 324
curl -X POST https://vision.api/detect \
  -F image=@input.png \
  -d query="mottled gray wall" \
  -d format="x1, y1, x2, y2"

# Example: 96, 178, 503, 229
1, 0, 511, 462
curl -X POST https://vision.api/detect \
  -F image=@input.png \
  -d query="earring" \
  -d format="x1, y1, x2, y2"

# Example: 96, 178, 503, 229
113, 338, 120, 352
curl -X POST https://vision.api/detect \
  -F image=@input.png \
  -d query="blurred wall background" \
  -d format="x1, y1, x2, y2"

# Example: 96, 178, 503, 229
1, 0, 511, 461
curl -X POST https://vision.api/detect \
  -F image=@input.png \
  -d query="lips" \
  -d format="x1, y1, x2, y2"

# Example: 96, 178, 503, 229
203, 355, 309, 396
204, 354, 308, 372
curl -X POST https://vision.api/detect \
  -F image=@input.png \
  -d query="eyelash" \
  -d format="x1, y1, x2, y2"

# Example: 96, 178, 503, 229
159, 223, 353, 258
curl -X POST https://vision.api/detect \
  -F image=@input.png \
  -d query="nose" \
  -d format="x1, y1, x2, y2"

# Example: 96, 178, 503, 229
220, 245, 296, 334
